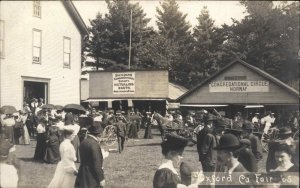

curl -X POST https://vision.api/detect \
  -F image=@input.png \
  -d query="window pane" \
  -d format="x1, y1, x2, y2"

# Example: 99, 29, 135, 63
33, 31, 41, 46
63, 53, 70, 66
33, 47, 40, 63
33, 1, 41, 17
64, 38, 70, 53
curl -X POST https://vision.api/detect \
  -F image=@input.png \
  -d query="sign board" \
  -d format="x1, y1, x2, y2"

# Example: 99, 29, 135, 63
113, 72, 135, 94
89, 70, 169, 98
209, 81, 269, 92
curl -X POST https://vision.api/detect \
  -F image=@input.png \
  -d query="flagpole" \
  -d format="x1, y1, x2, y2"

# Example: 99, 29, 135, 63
128, 9, 132, 69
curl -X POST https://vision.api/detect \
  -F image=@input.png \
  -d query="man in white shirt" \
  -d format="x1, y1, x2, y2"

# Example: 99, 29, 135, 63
261, 112, 273, 134
251, 113, 260, 131
30, 98, 38, 112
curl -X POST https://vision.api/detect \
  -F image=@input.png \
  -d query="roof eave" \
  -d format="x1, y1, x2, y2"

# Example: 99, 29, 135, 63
62, 0, 89, 36
176, 58, 299, 102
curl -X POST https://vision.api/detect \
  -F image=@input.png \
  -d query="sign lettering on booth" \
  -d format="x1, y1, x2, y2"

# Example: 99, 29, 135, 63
113, 72, 135, 94
209, 81, 269, 92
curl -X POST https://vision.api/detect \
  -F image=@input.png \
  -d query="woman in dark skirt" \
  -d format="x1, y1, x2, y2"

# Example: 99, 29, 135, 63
144, 112, 153, 139
128, 120, 138, 139
153, 133, 188, 188
44, 125, 61, 164
34, 118, 47, 161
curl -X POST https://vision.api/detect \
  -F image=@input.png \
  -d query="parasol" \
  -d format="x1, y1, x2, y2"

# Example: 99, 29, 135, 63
54, 105, 63, 111
41, 104, 55, 110
63, 104, 86, 114
0, 105, 17, 115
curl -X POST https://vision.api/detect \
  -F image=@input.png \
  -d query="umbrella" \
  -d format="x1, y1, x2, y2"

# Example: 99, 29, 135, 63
63, 104, 86, 114
0, 105, 17, 115
41, 104, 55, 110
54, 105, 63, 111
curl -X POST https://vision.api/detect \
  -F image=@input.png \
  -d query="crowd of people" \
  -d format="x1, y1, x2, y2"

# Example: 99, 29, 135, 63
0, 101, 299, 188
153, 110, 299, 188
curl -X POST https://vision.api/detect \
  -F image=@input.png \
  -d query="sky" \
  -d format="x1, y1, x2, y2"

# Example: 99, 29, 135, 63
73, 1, 247, 29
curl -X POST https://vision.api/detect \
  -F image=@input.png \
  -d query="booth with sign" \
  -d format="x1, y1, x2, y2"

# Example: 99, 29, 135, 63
84, 70, 170, 114
177, 59, 299, 119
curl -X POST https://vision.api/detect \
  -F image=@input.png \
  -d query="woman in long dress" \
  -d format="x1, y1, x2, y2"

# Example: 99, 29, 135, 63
44, 126, 61, 164
34, 118, 47, 161
48, 127, 77, 188
19, 110, 30, 145
64, 114, 81, 163
144, 113, 153, 139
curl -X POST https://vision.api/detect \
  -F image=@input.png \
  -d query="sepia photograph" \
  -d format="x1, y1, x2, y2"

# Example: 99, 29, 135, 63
0, 0, 299, 188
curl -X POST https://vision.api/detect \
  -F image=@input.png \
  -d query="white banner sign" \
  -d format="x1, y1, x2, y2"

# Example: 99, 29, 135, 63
113, 72, 135, 94
209, 81, 269, 92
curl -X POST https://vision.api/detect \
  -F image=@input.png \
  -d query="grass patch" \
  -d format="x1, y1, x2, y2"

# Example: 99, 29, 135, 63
15, 128, 266, 188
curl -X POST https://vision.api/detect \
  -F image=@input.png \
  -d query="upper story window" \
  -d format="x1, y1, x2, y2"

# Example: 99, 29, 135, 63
33, 0, 41, 18
63, 37, 71, 68
0, 20, 4, 58
33, 29, 42, 64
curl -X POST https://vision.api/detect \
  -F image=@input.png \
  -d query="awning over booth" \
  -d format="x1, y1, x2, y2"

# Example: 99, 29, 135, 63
180, 104, 229, 107
84, 98, 166, 102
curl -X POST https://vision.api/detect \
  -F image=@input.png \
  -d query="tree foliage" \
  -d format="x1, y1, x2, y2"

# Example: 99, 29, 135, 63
155, 0, 193, 87
221, 1, 299, 88
86, 0, 152, 70
187, 6, 225, 88
84, 0, 299, 90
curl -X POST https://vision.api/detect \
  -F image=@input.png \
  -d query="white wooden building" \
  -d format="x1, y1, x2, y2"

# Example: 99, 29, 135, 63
0, 0, 88, 110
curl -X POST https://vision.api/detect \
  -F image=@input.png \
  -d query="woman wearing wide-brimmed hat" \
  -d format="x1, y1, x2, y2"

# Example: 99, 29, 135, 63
269, 144, 299, 188
266, 127, 297, 172
153, 133, 198, 188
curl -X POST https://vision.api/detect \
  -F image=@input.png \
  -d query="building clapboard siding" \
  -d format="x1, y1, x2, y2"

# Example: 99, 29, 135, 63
0, 1, 88, 110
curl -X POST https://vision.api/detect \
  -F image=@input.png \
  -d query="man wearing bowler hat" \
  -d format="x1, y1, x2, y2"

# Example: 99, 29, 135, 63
75, 124, 105, 188
214, 133, 248, 173
241, 121, 263, 161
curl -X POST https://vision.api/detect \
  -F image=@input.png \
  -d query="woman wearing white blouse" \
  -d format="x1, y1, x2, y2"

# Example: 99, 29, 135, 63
48, 127, 77, 188
34, 118, 47, 160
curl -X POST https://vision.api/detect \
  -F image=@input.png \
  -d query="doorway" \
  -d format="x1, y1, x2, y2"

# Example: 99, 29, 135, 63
23, 81, 48, 105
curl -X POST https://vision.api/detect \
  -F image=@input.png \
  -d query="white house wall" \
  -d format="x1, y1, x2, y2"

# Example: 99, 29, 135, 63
0, 1, 82, 109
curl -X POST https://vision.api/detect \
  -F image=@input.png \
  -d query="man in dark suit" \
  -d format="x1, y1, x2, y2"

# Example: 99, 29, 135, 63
215, 133, 248, 173
75, 124, 105, 188
213, 133, 250, 188
116, 116, 127, 153
241, 121, 263, 161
